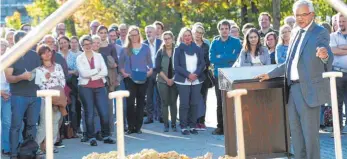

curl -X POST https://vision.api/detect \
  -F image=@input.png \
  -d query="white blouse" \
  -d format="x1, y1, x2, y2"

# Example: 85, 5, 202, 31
175, 53, 201, 85
35, 64, 66, 90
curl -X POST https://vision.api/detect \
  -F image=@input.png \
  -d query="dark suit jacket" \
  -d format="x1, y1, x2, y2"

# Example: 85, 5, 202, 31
268, 22, 334, 107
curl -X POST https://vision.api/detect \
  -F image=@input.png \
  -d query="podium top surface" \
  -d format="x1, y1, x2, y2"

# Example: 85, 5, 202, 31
218, 65, 284, 91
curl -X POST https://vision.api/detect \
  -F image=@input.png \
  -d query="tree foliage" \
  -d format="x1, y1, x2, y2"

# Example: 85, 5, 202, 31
5, 11, 22, 30
16, 0, 347, 38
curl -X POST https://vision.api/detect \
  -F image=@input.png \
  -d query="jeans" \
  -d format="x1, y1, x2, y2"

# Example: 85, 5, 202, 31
79, 86, 110, 139
124, 78, 148, 131
1, 97, 11, 153
336, 72, 347, 129
10, 96, 41, 157
146, 75, 161, 120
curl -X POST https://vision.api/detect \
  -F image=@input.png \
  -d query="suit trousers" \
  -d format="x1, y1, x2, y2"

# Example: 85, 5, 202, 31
288, 83, 320, 159
336, 72, 347, 129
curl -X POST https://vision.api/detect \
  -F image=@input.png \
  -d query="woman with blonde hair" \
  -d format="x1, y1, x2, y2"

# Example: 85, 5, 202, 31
119, 26, 153, 134
174, 27, 205, 135
275, 25, 292, 64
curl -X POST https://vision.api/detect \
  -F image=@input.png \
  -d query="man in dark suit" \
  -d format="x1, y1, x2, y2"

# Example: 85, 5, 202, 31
256, 0, 333, 158
143, 24, 163, 124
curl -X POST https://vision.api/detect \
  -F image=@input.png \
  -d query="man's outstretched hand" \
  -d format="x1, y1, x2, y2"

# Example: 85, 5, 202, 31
255, 74, 270, 82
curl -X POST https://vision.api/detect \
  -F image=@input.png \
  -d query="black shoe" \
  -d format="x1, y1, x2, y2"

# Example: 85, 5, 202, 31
96, 131, 103, 141
190, 129, 198, 135
124, 126, 128, 132
54, 140, 65, 148
181, 129, 190, 135
90, 139, 97, 146
212, 128, 224, 135
164, 124, 169, 132
80, 132, 88, 142
126, 129, 135, 135
159, 117, 164, 123
171, 124, 177, 132
136, 130, 142, 134
104, 137, 116, 144
144, 118, 153, 124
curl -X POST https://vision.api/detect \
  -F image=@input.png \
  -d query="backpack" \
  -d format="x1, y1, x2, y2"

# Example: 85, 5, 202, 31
18, 139, 39, 159
324, 106, 333, 127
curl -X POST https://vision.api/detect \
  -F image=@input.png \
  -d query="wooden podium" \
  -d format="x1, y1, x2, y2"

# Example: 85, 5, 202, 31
218, 65, 292, 159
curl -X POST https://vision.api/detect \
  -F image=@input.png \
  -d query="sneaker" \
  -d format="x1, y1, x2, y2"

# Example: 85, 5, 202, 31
103, 137, 116, 144
144, 118, 153, 124
181, 129, 190, 135
80, 132, 88, 142
195, 124, 202, 131
54, 140, 65, 148
200, 124, 207, 131
190, 128, 198, 135
126, 129, 135, 135
136, 129, 142, 134
96, 131, 103, 141
212, 128, 224, 135
89, 138, 98, 146
171, 124, 177, 132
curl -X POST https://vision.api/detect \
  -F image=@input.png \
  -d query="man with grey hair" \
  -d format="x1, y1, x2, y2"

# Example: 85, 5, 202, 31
55, 23, 66, 38
116, 23, 128, 46
90, 20, 100, 36
284, 16, 296, 28
256, 0, 333, 158
143, 25, 163, 124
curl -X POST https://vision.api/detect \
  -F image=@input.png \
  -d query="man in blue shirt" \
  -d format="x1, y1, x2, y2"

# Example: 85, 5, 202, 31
209, 19, 242, 135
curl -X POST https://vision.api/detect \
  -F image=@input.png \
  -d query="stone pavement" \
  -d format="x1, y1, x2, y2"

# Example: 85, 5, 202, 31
2, 89, 347, 159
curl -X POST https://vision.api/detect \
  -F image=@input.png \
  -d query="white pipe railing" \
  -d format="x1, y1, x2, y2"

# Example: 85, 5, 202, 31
0, 0, 85, 72
109, 90, 130, 159
323, 72, 344, 159
37, 90, 60, 159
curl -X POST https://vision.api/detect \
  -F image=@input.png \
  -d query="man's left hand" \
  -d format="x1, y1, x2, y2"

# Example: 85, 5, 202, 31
316, 47, 328, 59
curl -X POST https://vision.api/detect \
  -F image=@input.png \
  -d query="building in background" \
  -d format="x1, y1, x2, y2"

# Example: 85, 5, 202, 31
1, 0, 33, 26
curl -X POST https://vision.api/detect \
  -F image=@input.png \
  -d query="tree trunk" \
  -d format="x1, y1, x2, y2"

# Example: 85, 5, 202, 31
272, 0, 281, 30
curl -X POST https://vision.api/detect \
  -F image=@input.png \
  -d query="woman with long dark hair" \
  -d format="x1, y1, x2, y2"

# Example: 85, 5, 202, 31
233, 28, 271, 67
155, 31, 178, 132
119, 26, 153, 134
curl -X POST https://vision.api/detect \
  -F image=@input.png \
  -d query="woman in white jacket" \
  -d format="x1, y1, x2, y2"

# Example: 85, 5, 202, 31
76, 35, 116, 146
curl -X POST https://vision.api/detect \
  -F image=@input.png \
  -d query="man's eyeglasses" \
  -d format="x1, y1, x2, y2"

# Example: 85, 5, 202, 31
295, 12, 311, 18
83, 43, 92, 46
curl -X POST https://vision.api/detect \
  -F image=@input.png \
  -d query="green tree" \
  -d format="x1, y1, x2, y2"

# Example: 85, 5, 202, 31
5, 11, 22, 29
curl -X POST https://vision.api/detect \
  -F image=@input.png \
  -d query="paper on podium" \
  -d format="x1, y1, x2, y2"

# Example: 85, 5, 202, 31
218, 64, 283, 91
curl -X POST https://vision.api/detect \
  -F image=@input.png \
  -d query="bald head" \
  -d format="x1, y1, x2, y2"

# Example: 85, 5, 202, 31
90, 20, 100, 35
56, 23, 66, 37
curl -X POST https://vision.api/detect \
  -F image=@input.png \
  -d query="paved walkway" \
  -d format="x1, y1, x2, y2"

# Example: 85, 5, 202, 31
2, 89, 347, 159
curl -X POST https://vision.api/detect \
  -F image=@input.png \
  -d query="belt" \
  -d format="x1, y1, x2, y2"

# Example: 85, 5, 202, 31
291, 80, 300, 84
333, 66, 347, 73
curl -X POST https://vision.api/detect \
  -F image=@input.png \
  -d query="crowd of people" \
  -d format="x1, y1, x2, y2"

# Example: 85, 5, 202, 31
0, 0, 346, 158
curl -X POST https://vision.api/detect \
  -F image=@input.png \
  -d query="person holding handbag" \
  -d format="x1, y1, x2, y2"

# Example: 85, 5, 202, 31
174, 27, 205, 135
34, 44, 66, 154
76, 35, 116, 146
119, 26, 153, 135
155, 31, 178, 132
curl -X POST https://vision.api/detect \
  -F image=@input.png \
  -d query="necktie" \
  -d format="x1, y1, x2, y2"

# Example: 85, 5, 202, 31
286, 29, 305, 84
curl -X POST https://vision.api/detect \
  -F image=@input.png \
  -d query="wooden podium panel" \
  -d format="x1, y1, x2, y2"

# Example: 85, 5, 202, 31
219, 65, 291, 159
